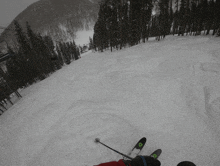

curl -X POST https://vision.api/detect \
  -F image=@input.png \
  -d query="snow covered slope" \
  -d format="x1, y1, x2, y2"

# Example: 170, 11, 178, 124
0, 35, 220, 166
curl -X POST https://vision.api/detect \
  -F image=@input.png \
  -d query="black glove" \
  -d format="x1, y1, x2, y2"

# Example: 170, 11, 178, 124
123, 156, 161, 166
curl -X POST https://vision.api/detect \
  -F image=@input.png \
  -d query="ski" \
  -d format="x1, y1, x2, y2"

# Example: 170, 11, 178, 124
177, 161, 196, 166
124, 137, 147, 159
150, 149, 162, 159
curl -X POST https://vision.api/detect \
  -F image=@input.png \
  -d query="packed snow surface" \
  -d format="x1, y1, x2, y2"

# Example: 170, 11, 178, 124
1, 35, 220, 166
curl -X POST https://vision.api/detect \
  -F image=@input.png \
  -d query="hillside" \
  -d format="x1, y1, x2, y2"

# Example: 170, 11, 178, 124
0, 35, 220, 166
0, 0, 101, 48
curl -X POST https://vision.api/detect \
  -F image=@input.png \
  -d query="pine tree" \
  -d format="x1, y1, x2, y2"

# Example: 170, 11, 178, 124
69, 41, 74, 60
89, 37, 93, 50
26, 22, 46, 79
197, 0, 208, 35
118, 0, 123, 50
3, 47, 22, 98
59, 42, 71, 64
175, 0, 179, 11
109, 1, 119, 51
158, 0, 170, 38
93, 2, 109, 52
56, 44, 64, 66
150, 15, 159, 37
43, 35, 61, 70
178, 0, 186, 35
93, 33, 97, 51
6, 46, 20, 89
184, 0, 191, 35
39, 34, 57, 75
66, 42, 72, 62
194, 2, 202, 35
14, 20, 37, 84
173, 0, 180, 35
130, 0, 142, 45
205, 0, 214, 35
121, 2, 129, 47
190, 1, 197, 35
213, 0, 220, 35
76, 47, 80, 59
6, 48, 28, 87
71, 40, 79, 60
169, 2, 174, 35
141, 0, 153, 42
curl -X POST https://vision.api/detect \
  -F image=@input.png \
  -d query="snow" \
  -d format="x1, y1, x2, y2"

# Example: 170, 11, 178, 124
1, 35, 220, 166
74, 29, 93, 46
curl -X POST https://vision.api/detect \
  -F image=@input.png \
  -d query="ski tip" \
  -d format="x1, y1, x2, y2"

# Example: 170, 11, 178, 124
132, 137, 147, 150
177, 161, 196, 166
150, 149, 162, 159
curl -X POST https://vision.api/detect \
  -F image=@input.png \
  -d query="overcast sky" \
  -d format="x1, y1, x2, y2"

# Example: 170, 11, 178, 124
0, 0, 39, 27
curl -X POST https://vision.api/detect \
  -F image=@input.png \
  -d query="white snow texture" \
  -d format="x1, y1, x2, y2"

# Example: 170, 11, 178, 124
0, 35, 220, 166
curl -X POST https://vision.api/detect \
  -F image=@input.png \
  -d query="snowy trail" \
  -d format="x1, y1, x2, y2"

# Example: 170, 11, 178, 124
1, 35, 220, 166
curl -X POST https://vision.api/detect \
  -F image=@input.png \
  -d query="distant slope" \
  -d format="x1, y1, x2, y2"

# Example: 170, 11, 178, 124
0, 0, 101, 49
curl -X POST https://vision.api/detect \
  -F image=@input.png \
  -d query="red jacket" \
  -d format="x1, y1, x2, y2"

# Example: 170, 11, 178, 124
95, 159, 128, 166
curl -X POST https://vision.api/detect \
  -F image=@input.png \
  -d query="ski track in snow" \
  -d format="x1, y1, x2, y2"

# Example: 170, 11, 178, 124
0, 35, 220, 166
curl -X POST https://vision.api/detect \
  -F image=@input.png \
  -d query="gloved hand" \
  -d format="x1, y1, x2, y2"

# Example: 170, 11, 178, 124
123, 156, 161, 166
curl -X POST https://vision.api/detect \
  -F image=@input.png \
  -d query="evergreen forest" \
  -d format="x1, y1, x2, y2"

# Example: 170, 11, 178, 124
93, 0, 220, 52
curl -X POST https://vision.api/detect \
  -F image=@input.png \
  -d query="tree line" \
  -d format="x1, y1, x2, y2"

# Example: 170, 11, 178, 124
0, 20, 81, 113
6, 20, 81, 88
93, 0, 220, 52
172, 0, 220, 36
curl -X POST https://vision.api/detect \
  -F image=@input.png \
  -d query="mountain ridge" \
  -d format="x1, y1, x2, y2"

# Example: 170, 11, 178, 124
0, 0, 101, 50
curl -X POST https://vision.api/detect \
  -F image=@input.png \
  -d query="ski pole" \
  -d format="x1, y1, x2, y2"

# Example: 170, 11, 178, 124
94, 138, 133, 160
